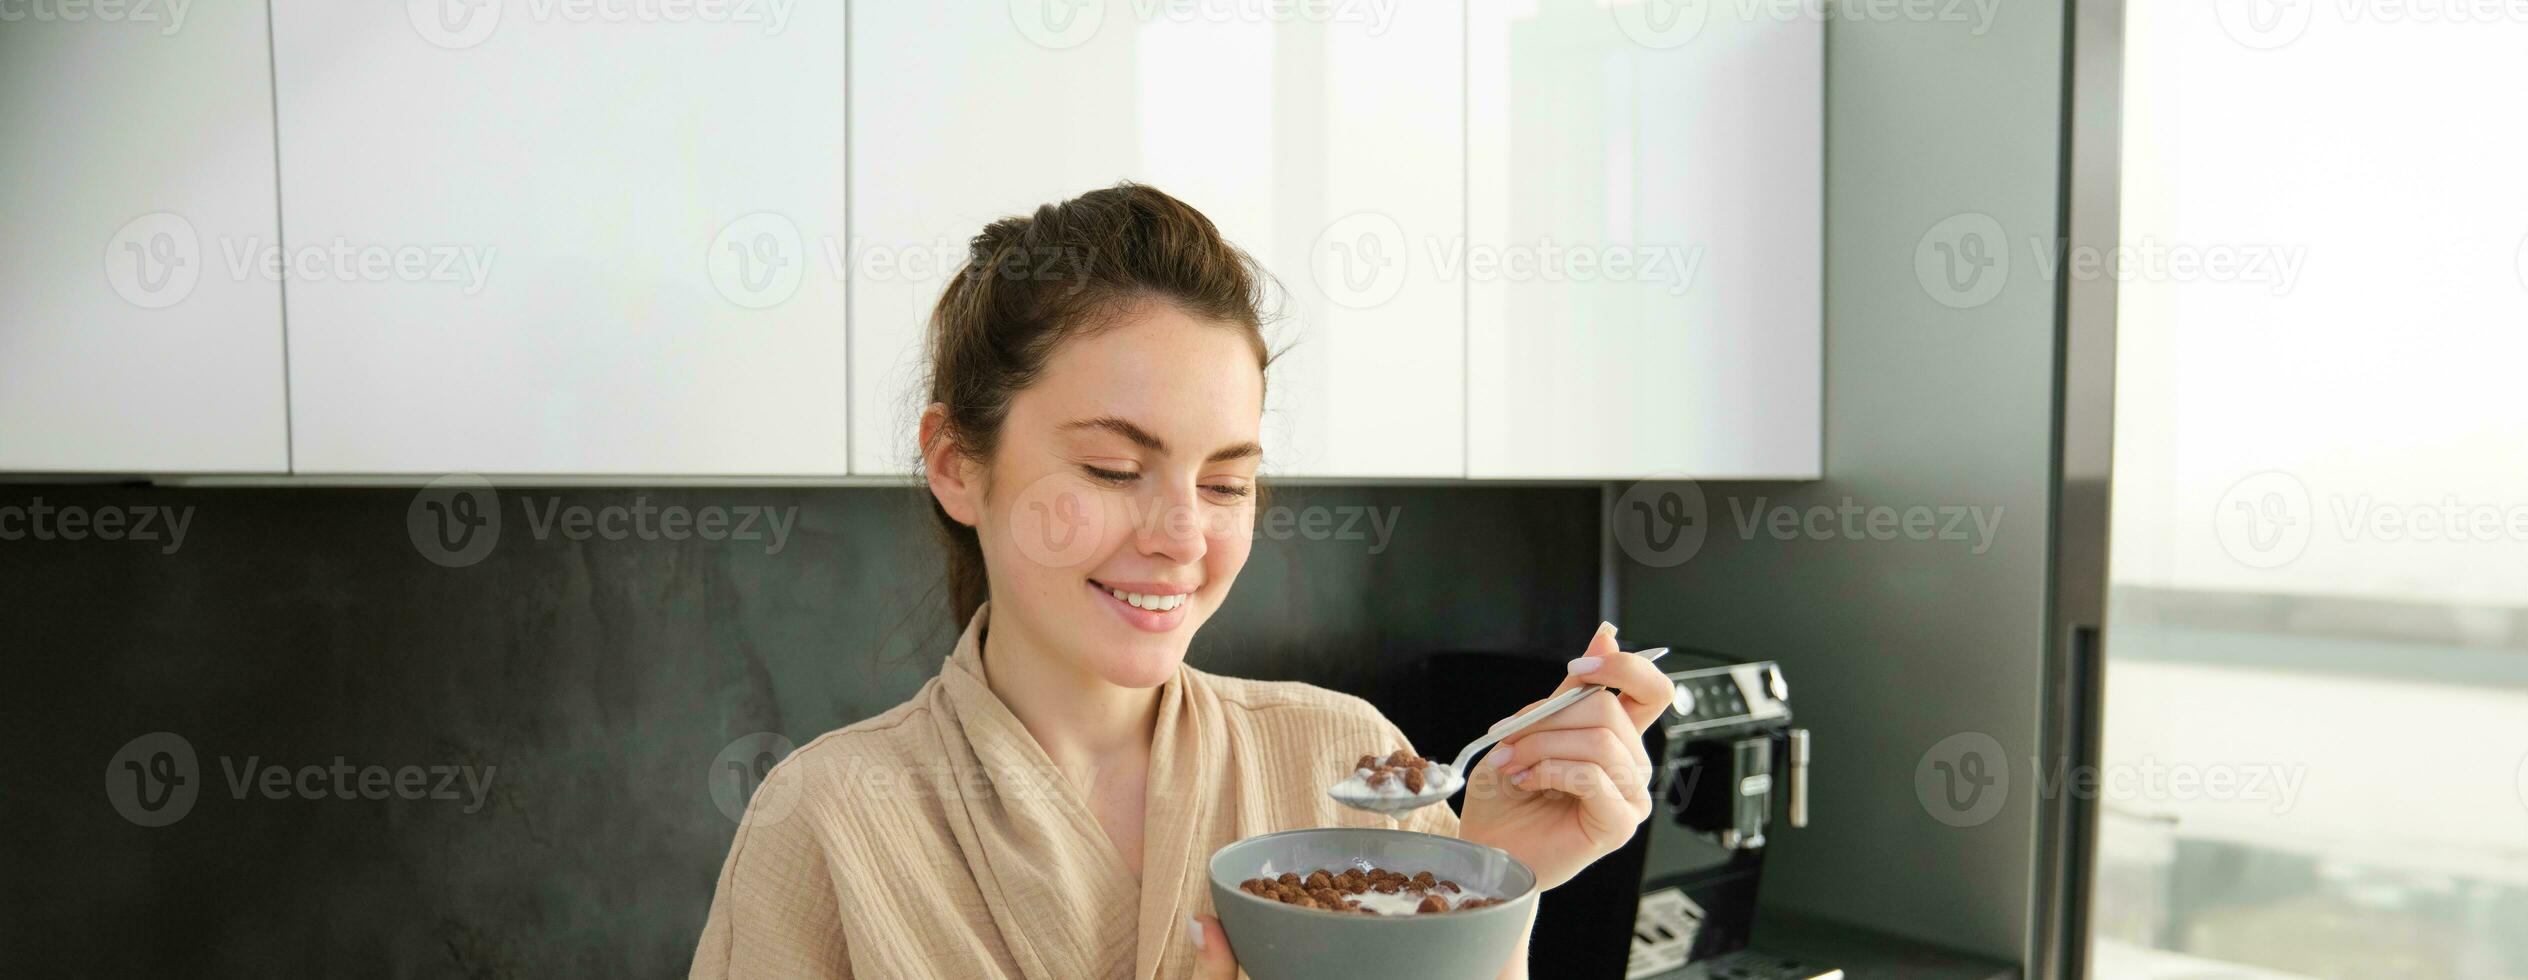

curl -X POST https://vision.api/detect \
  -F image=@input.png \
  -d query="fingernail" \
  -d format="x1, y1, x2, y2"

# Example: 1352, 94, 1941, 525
1567, 656, 1603, 675
1596, 621, 1619, 640
1186, 915, 1204, 951
1489, 744, 1514, 768
1511, 770, 1531, 786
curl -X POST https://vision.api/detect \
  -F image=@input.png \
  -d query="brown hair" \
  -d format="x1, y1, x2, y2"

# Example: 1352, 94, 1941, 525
923, 182, 1275, 627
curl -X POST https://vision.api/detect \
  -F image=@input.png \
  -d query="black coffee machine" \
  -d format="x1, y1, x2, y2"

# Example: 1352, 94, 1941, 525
1393, 649, 1834, 979
1628, 654, 1836, 980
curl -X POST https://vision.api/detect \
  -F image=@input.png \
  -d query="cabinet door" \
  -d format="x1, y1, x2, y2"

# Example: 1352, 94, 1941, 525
271, 3, 847, 476
0, 6, 288, 473
1467, 3, 1821, 479
850, 3, 1463, 477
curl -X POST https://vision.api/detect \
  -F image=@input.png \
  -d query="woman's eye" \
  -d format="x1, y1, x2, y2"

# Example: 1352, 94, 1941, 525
1082, 465, 1138, 486
1205, 483, 1254, 500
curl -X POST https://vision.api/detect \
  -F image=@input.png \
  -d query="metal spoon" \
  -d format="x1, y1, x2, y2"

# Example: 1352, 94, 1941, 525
1330, 647, 1672, 816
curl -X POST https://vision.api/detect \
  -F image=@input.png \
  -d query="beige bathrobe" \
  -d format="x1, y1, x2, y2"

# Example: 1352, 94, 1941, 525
689, 604, 1460, 979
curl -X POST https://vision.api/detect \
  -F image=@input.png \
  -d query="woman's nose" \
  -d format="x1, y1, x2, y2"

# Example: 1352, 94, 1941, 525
1133, 487, 1208, 564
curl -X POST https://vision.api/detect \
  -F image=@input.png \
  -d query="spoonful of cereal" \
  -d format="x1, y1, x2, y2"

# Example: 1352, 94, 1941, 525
1329, 647, 1670, 816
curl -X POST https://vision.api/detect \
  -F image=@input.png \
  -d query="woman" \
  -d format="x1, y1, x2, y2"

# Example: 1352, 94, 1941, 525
689, 184, 1672, 979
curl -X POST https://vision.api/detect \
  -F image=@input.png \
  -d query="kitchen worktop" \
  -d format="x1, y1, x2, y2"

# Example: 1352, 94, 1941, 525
1639, 908, 2020, 980
1757, 909, 2018, 980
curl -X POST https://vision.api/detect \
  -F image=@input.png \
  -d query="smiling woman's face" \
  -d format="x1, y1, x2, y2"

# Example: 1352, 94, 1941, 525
953, 300, 1263, 688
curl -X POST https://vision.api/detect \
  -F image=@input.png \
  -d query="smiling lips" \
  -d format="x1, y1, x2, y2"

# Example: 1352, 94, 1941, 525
1090, 579, 1194, 631
1094, 580, 1190, 611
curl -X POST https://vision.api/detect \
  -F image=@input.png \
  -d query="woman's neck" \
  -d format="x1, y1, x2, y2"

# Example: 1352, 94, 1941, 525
976, 609, 1163, 772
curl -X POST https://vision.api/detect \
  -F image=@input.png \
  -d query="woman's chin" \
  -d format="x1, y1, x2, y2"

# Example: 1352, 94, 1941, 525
1093, 643, 1188, 689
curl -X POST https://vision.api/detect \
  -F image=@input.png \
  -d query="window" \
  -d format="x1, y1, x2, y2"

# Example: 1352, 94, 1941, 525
2094, 4, 2528, 978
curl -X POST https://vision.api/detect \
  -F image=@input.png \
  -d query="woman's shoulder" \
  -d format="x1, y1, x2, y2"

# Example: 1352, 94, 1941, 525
1193, 669, 1403, 736
773, 687, 941, 776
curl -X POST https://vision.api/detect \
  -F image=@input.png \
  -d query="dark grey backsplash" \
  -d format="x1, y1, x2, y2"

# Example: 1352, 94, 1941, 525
1, 483, 1598, 977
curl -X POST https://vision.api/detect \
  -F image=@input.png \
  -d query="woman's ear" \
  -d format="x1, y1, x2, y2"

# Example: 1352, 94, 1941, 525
920, 403, 983, 528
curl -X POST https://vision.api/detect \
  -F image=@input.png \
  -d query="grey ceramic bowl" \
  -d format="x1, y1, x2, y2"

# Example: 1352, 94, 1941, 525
1208, 828, 1538, 980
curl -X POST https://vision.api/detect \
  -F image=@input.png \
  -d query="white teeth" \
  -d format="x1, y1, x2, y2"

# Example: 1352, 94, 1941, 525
1102, 585, 1187, 612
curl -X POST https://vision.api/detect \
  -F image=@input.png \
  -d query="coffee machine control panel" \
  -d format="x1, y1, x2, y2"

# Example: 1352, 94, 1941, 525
1665, 662, 1792, 735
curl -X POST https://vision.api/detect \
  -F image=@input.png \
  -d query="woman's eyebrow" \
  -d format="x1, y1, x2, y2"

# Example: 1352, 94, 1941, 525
1059, 416, 1260, 464
1060, 416, 1165, 452
1207, 441, 1263, 464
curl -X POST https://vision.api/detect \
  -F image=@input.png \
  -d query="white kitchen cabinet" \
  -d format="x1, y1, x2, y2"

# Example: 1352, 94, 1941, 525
269, 2, 847, 475
1466, 2, 1822, 479
0, 6, 289, 473
850, 1, 1465, 477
